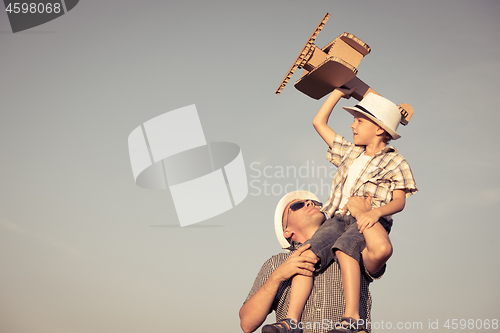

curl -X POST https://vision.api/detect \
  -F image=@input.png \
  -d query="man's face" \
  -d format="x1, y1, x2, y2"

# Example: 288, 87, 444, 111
282, 199, 325, 236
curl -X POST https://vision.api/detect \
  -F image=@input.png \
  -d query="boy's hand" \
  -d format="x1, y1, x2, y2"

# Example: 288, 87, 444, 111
335, 86, 357, 99
356, 209, 382, 233
342, 195, 372, 219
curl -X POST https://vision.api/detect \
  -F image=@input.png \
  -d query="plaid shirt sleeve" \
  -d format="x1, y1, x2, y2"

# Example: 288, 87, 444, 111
244, 253, 290, 305
326, 134, 354, 167
391, 158, 418, 198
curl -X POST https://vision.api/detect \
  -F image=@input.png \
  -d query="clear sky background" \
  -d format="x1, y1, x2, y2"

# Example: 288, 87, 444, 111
1, 1, 499, 332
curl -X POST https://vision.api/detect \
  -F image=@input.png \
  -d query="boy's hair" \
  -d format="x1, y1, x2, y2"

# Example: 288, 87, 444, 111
362, 115, 392, 144
382, 131, 392, 144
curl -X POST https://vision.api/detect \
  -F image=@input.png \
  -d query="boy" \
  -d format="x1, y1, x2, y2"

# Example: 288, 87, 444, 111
263, 88, 417, 333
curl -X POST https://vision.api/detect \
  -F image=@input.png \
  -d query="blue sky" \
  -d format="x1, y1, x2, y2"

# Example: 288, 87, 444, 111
1, 1, 499, 332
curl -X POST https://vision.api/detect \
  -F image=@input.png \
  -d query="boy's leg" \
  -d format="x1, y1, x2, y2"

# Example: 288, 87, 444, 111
361, 221, 393, 275
330, 217, 365, 326
336, 250, 361, 320
286, 269, 313, 321
304, 217, 345, 271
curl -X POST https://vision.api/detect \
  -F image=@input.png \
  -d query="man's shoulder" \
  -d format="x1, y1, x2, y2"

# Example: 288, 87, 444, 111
263, 252, 292, 268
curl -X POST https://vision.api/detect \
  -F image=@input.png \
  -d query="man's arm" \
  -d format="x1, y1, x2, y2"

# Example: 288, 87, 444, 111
239, 245, 317, 333
312, 87, 356, 148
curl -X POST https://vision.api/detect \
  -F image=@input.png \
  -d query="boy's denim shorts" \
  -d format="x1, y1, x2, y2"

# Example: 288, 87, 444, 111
304, 214, 392, 272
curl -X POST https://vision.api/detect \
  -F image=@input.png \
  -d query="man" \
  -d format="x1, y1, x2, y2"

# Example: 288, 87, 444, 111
239, 191, 384, 333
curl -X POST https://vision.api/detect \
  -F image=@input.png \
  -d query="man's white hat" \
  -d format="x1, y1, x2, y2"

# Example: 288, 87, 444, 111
343, 92, 402, 140
274, 190, 320, 251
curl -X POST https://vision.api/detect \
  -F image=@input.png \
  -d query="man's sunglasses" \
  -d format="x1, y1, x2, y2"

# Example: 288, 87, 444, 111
289, 200, 323, 211
284, 200, 323, 231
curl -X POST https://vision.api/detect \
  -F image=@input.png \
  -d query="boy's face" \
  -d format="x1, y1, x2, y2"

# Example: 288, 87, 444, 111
350, 112, 383, 146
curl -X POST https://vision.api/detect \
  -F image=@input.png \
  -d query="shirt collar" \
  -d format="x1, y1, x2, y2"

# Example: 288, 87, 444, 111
285, 240, 303, 252
382, 145, 398, 154
356, 145, 398, 158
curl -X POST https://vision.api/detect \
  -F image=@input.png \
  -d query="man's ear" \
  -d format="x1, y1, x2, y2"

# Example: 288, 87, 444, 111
283, 229, 293, 240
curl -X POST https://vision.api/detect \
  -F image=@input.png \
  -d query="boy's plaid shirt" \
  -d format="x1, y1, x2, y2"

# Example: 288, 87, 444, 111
321, 134, 418, 219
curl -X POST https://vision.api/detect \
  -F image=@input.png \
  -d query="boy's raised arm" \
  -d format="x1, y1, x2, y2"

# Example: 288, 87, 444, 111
312, 87, 356, 148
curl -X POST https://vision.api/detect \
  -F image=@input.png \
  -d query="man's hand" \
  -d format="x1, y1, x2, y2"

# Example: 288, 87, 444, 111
342, 195, 373, 219
272, 244, 317, 282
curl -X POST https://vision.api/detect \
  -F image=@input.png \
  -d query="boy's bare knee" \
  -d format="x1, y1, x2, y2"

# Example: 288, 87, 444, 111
368, 241, 392, 263
375, 243, 393, 262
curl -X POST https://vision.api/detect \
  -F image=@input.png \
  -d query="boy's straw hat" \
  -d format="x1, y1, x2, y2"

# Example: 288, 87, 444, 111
343, 93, 402, 140
274, 190, 320, 251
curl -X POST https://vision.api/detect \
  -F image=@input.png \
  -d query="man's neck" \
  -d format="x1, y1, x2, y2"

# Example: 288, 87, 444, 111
293, 227, 320, 244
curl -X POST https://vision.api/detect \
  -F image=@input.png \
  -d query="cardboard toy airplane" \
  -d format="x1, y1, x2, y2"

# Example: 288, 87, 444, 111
276, 13, 413, 126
